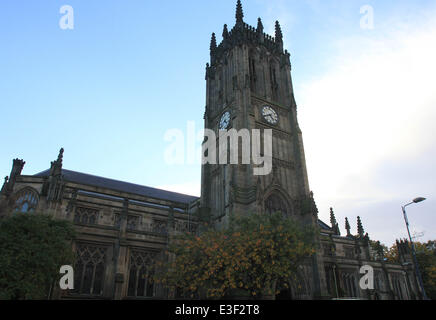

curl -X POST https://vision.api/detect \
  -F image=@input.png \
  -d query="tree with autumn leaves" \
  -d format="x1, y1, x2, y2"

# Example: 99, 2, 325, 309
381, 240, 436, 300
154, 212, 316, 299
409, 241, 436, 300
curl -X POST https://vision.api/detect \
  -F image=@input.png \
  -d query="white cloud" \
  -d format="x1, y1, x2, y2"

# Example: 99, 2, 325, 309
295, 9, 436, 244
299, 14, 436, 196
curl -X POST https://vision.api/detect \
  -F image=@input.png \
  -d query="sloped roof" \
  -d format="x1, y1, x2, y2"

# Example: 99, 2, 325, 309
318, 219, 332, 231
34, 169, 199, 205
34, 169, 334, 228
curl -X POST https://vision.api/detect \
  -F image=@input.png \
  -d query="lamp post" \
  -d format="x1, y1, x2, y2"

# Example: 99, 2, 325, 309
402, 197, 429, 300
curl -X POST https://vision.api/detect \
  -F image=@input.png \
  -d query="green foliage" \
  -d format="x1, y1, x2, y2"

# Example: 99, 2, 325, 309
385, 243, 399, 263
369, 240, 389, 259
155, 212, 316, 299
0, 213, 75, 300
415, 241, 436, 300
384, 240, 436, 300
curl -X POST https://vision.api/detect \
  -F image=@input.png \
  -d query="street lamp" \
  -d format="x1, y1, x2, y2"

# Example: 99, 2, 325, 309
413, 197, 426, 204
402, 197, 429, 300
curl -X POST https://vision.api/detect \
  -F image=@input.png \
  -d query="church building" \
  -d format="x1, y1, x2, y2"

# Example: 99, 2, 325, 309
0, 1, 422, 300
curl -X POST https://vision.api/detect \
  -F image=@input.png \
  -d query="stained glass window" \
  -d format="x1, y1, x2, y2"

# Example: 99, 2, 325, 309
13, 188, 39, 213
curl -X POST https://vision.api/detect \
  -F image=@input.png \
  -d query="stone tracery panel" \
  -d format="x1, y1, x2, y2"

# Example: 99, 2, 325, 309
74, 207, 99, 225
72, 243, 108, 296
127, 250, 157, 298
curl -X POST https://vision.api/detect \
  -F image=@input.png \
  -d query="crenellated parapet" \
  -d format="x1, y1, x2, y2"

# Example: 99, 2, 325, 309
208, 1, 290, 69
209, 22, 289, 68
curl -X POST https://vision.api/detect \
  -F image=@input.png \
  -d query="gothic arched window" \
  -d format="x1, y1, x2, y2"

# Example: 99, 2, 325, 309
13, 188, 39, 213
291, 267, 311, 299
269, 60, 279, 101
127, 251, 157, 298
342, 272, 359, 298
264, 193, 289, 216
72, 244, 107, 296
391, 274, 406, 300
375, 271, 383, 291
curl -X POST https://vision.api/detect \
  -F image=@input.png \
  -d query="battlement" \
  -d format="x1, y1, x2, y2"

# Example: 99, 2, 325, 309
209, 1, 288, 67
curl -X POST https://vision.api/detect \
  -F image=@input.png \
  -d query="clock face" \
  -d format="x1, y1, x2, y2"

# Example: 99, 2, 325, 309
219, 111, 231, 130
262, 106, 278, 125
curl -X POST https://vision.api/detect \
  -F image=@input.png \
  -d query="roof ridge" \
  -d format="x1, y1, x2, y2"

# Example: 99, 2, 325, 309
34, 168, 199, 203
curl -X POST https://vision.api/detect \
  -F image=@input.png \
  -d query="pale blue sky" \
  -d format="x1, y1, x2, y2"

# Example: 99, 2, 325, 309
1, 0, 435, 246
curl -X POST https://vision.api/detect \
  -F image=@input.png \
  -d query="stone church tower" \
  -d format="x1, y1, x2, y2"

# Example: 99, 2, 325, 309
0, 0, 419, 300
200, 1, 328, 298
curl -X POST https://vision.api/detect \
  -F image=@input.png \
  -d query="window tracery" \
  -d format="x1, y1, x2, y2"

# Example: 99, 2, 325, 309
342, 272, 359, 297
264, 193, 289, 216
13, 188, 39, 213
127, 251, 157, 298
74, 207, 99, 225
391, 273, 406, 300
291, 267, 312, 298
72, 244, 107, 296
127, 215, 139, 230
